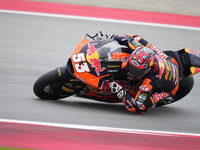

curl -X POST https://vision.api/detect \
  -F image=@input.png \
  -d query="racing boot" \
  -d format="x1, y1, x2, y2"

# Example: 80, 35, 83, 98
176, 48, 200, 78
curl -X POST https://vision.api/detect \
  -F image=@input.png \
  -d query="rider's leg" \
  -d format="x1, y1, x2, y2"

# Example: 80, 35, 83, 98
177, 48, 200, 77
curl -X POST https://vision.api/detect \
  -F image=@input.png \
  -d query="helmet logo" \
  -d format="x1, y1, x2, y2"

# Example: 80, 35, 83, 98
130, 47, 152, 69
131, 59, 139, 66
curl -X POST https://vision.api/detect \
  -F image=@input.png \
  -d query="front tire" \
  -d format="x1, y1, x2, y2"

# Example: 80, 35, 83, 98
33, 70, 73, 100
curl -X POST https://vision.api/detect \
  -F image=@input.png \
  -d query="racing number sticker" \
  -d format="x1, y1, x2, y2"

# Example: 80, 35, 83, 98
72, 53, 90, 73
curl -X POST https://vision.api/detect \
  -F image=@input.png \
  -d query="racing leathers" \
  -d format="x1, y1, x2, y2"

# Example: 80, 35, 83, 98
111, 34, 179, 113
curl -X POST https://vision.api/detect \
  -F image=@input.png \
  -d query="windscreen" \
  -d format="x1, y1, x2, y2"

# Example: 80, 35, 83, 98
96, 41, 128, 61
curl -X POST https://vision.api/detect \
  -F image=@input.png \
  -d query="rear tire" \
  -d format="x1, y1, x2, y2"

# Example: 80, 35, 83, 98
156, 76, 194, 106
33, 70, 73, 100
174, 76, 194, 101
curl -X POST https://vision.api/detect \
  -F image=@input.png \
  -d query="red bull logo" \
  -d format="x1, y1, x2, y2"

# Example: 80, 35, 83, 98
155, 56, 165, 79
86, 43, 106, 76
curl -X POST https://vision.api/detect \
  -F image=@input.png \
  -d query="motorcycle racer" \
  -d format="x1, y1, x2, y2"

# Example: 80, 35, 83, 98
93, 31, 179, 113
34, 31, 200, 113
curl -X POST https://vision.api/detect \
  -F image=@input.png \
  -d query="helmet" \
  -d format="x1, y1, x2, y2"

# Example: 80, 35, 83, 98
127, 46, 154, 79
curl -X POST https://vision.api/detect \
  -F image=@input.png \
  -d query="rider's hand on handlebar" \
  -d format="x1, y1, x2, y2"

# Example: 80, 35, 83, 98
114, 34, 134, 46
109, 82, 126, 100
92, 31, 115, 40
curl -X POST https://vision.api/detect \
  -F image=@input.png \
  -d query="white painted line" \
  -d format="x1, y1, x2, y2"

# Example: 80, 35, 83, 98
0, 118, 200, 137
1, 9, 200, 31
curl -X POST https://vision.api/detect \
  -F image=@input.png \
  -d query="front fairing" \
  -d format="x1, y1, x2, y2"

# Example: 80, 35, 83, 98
69, 37, 130, 89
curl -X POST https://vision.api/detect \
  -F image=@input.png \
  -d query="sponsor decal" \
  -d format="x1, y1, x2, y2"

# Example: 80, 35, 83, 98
101, 39, 112, 44
87, 85, 113, 95
150, 45, 158, 51
139, 85, 149, 92
153, 92, 170, 102
126, 99, 133, 107
138, 93, 147, 101
86, 43, 106, 76
57, 68, 61, 76
136, 92, 147, 106
107, 65, 120, 68
66, 82, 73, 88
62, 86, 75, 93
140, 78, 152, 92
131, 40, 141, 48
76, 75, 86, 83
117, 34, 127, 37
167, 62, 172, 81
110, 59, 121, 62
108, 70, 118, 72
74, 85, 82, 89
171, 63, 176, 82
70, 79, 80, 82
155, 56, 165, 79
150, 46, 167, 59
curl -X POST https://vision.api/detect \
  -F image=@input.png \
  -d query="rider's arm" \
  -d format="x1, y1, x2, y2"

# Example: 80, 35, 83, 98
133, 35, 168, 59
122, 78, 156, 113
92, 32, 154, 53
110, 78, 156, 113
92, 32, 160, 53
113, 34, 143, 51
133, 35, 159, 50
114, 34, 169, 59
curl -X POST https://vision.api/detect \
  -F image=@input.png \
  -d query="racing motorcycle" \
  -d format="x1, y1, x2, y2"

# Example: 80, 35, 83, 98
33, 34, 200, 106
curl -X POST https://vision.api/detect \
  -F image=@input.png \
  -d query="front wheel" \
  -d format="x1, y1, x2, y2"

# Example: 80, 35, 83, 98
33, 70, 74, 100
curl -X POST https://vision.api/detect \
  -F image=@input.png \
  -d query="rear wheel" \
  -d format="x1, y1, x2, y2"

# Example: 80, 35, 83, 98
156, 76, 194, 106
33, 70, 74, 100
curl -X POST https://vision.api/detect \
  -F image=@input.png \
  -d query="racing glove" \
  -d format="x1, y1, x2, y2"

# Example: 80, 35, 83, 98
109, 82, 126, 100
93, 31, 115, 40
114, 34, 142, 50
122, 94, 146, 114
121, 93, 142, 113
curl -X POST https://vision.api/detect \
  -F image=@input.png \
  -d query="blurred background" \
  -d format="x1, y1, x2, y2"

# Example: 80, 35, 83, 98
27, 0, 200, 16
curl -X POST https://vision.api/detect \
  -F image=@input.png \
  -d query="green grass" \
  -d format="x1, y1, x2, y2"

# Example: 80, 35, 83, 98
0, 148, 33, 150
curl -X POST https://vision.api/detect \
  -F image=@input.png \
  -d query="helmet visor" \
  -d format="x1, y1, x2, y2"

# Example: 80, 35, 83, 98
127, 62, 149, 79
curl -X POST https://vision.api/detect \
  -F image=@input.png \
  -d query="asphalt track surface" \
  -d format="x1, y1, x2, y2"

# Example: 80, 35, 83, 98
0, 1, 200, 149
1, 10, 200, 133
